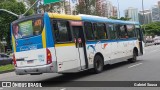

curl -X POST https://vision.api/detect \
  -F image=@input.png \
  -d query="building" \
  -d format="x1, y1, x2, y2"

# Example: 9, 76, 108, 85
101, 0, 117, 18
65, 1, 71, 15
112, 6, 118, 17
138, 10, 152, 24
124, 7, 139, 22
151, 5, 160, 22
96, 0, 103, 16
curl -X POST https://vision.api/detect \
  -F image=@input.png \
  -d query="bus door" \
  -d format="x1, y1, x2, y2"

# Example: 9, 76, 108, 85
70, 21, 88, 70
136, 26, 143, 55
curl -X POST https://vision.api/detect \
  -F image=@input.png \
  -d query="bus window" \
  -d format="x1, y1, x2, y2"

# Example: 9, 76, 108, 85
53, 20, 72, 43
94, 23, 107, 40
127, 25, 136, 38
84, 22, 94, 40
108, 24, 116, 39
120, 25, 128, 38
12, 18, 43, 39
115, 24, 128, 39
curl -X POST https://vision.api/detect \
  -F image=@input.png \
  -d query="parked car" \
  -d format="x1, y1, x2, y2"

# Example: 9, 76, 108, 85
0, 53, 13, 65
153, 36, 160, 45
146, 36, 153, 43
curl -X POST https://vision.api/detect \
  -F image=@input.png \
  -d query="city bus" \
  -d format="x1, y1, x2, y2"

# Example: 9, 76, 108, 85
11, 13, 144, 75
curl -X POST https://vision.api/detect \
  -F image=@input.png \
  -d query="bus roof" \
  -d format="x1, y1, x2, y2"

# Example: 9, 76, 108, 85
80, 15, 140, 25
12, 13, 140, 25
48, 12, 140, 25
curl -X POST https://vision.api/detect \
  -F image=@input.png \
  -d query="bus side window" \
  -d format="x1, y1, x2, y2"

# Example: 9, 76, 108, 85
94, 23, 107, 40
107, 24, 116, 39
84, 22, 94, 40
53, 20, 72, 43
120, 25, 128, 38
115, 24, 121, 39
52, 20, 59, 42
115, 24, 128, 39
127, 25, 136, 38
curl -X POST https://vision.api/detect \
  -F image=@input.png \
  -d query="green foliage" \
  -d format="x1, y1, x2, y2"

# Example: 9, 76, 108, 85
110, 16, 131, 21
75, 0, 96, 15
0, 0, 33, 48
0, 64, 14, 72
143, 22, 160, 36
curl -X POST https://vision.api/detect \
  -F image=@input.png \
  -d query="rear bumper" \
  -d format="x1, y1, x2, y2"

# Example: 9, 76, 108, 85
15, 61, 57, 75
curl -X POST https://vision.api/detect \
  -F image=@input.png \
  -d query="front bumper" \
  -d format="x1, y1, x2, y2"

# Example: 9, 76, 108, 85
15, 61, 57, 75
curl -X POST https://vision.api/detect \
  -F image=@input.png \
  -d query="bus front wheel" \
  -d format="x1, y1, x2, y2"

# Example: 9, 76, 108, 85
93, 55, 104, 74
128, 50, 137, 63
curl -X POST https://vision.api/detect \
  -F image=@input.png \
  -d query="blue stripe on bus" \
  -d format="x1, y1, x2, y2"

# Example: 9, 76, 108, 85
86, 38, 137, 44
44, 13, 54, 47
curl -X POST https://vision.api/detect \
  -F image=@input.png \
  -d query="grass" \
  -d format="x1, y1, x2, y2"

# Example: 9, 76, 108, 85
0, 64, 14, 73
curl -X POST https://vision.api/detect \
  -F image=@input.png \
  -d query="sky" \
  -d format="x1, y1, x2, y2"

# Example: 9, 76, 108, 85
110, 0, 160, 17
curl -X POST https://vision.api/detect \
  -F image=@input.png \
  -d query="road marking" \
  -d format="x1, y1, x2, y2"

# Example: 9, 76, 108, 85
60, 88, 66, 90
128, 63, 143, 68
145, 49, 160, 55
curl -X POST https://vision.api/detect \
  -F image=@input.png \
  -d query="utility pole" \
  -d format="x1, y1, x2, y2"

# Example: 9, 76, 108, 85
142, 0, 145, 24
142, 0, 146, 44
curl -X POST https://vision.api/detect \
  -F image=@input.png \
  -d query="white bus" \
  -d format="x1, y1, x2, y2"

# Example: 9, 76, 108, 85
11, 13, 144, 75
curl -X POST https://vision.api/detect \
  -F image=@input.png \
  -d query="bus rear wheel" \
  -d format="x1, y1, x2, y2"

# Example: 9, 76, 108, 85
93, 55, 104, 74
128, 50, 137, 63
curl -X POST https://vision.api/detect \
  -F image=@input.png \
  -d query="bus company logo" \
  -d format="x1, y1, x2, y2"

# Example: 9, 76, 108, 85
102, 43, 108, 49
2, 82, 12, 87
87, 45, 96, 53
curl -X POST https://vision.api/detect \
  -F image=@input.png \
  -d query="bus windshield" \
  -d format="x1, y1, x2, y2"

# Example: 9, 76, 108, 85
12, 18, 43, 39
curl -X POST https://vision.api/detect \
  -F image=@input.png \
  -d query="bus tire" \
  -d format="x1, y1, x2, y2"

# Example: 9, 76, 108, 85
128, 50, 137, 63
93, 55, 104, 74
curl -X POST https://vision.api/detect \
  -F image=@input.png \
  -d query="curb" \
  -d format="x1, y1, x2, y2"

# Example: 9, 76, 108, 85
0, 69, 14, 74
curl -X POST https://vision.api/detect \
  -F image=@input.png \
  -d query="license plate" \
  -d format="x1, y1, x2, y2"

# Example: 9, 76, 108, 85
27, 60, 34, 64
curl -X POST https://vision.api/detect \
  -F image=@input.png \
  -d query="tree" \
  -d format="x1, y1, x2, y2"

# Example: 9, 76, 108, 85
0, 0, 33, 49
75, 0, 96, 15
143, 22, 160, 36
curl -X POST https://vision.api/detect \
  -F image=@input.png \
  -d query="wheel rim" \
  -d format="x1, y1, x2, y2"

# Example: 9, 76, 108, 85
96, 60, 102, 71
133, 52, 137, 61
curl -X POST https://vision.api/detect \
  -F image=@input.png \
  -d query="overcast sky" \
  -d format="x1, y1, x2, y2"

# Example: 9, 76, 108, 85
110, 0, 160, 17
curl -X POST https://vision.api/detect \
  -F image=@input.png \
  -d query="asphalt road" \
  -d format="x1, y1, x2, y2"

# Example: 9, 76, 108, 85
0, 45, 160, 90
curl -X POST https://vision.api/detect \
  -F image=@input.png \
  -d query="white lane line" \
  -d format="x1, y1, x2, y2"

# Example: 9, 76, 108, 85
145, 49, 160, 55
128, 63, 143, 68
60, 88, 66, 90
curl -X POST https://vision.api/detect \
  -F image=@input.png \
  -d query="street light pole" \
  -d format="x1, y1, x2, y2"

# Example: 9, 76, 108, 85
117, 0, 120, 18
142, 0, 145, 24
142, 0, 146, 44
